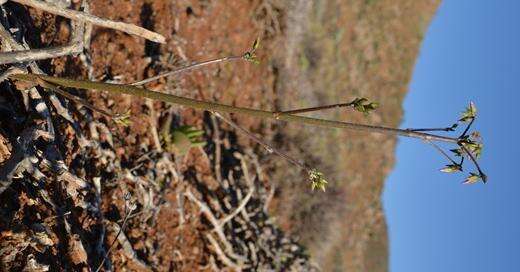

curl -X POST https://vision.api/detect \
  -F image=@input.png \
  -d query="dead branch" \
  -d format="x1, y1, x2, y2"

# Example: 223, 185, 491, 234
10, 0, 165, 43
184, 189, 247, 264
0, 4, 85, 64
220, 187, 254, 226
0, 43, 82, 64
205, 233, 242, 271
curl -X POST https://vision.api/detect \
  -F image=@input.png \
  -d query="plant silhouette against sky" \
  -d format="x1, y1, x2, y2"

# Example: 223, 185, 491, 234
8, 39, 487, 190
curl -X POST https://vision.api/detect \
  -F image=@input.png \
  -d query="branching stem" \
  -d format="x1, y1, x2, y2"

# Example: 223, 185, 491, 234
213, 112, 308, 171
130, 56, 243, 86
407, 127, 454, 132
460, 118, 475, 138
425, 140, 458, 166
275, 101, 355, 116
460, 143, 487, 182
9, 73, 460, 144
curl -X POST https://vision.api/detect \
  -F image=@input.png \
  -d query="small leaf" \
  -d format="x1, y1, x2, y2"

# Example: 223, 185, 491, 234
308, 169, 328, 192
463, 172, 481, 185
252, 37, 260, 51
243, 52, 260, 64
459, 101, 477, 122
113, 110, 132, 127
450, 148, 463, 157
461, 140, 483, 159
448, 123, 458, 131
166, 126, 206, 155
440, 164, 462, 173
351, 97, 378, 115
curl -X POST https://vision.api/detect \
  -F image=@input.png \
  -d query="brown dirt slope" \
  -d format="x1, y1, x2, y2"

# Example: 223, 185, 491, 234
0, 0, 439, 271
269, 0, 441, 271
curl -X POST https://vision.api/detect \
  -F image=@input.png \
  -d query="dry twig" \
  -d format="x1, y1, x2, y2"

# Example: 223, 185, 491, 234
10, 0, 165, 43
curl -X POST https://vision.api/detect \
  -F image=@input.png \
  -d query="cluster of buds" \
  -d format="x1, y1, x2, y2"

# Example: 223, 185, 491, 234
350, 97, 379, 115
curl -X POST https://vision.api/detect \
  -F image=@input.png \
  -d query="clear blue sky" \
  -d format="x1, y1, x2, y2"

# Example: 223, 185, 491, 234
383, 1, 520, 272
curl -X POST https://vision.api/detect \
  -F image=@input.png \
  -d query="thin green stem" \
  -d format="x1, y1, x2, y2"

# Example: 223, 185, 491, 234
460, 118, 475, 138
36, 77, 116, 119
275, 102, 355, 116
407, 127, 454, 132
425, 139, 458, 166
130, 55, 243, 86
212, 112, 308, 170
9, 73, 459, 144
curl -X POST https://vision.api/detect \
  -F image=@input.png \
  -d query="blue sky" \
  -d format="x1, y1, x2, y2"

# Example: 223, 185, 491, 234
383, 1, 520, 272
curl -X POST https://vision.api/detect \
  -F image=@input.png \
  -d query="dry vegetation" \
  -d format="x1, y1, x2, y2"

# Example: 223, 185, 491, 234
0, 0, 440, 271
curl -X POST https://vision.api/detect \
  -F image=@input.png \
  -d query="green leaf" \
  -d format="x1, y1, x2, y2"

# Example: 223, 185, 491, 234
113, 110, 132, 127
450, 148, 463, 157
463, 172, 482, 185
166, 126, 206, 155
461, 141, 483, 159
440, 164, 462, 173
459, 101, 477, 122
252, 37, 260, 51
351, 97, 378, 115
308, 169, 328, 192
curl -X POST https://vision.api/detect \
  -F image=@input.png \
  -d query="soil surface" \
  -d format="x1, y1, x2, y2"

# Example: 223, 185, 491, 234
0, 0, 440, 271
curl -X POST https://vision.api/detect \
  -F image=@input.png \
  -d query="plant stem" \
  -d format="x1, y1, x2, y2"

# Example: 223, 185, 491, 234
425, 140, 458, 166
459, 118, 475, 138
130, 56, 244, 86
212, 112, 309, 170
36, 77, 116, 119
95, 198, 135, 272
407, 127, 454, 132
275, 101, 355, 116
9, 73, 460, 144
460, 143, 487, 182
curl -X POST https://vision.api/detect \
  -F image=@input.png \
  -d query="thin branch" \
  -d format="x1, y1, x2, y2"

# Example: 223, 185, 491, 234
130, 56, 243, 86
274, 101, 354, 116
35, 77, 116, 119
8, 73, 461, 144
212, 112, 308, 170
459, 118, 475, 138
184, 190, 246, 263
219, 187, 254, 226
205, 233, 242, 271
460, 144, 487, 182
425, 139, 458, 166
96, 196, 136, 272
407, 127, 454, 132
0, 42, 82, 65
10, 0, 165, 44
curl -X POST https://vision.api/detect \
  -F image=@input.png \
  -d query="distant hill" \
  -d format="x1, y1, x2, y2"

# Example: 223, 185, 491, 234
269, 0, 441, 271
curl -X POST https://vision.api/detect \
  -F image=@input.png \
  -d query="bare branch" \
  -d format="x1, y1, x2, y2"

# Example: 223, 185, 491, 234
0, 42, 82, 65
213, 112, 308, 170
205, 233, 242, 271
96, 195, 136, 272
220, 187, 254, 226
184, 189, 247, 263
274, 101, 354, 116
425, 139, 458, 166
459, 117, 475, 138
11, 0, 165, 43
130, 56, 243, 86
